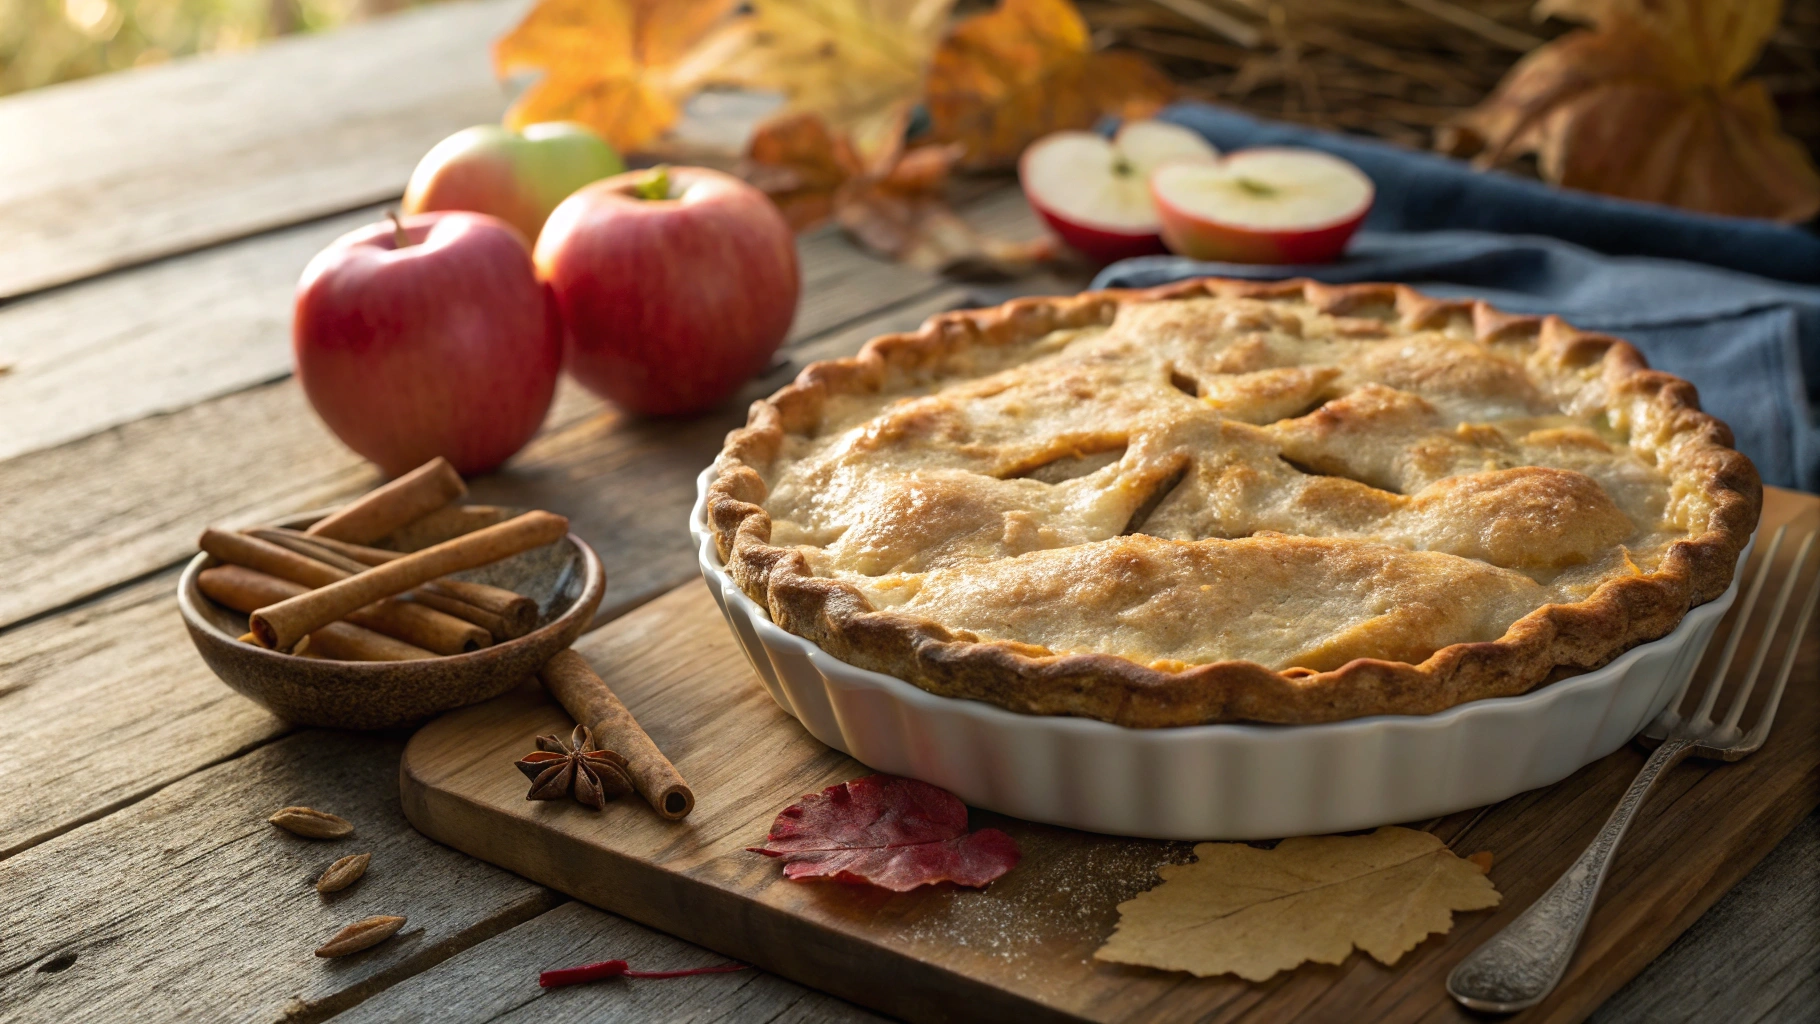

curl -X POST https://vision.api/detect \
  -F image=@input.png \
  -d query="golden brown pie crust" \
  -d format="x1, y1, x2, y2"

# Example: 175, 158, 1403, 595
707, 278, 1761, 727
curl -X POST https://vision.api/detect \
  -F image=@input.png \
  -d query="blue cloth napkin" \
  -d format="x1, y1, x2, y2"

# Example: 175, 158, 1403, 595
1092, 103, 1820, 492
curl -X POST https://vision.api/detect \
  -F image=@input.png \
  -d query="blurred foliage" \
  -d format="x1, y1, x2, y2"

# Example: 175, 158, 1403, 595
0, 0, 452, 96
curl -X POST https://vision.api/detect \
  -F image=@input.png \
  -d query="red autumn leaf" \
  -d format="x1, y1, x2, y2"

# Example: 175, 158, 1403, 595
747, 774, 1020, 891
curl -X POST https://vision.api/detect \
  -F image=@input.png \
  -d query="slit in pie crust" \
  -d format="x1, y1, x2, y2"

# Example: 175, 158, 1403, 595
708, 278, 1761, 727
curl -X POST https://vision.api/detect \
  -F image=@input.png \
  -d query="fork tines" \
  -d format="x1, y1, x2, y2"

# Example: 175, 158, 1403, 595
1647, 524, 1820, 759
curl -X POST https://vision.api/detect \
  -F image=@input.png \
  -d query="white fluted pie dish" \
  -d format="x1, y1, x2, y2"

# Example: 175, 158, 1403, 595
692, 468, 1748, 839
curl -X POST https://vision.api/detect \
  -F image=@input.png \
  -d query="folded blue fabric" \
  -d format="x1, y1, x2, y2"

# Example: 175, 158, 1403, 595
1092, 104, 1820, 492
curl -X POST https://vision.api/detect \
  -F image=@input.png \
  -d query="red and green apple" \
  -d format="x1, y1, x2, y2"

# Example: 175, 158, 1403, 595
402, 122, 624, 246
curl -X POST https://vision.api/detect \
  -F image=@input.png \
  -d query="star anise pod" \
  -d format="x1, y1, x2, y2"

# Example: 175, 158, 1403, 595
515, 725, 634, 809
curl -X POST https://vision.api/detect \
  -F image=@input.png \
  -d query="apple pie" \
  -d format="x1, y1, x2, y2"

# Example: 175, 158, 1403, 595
707, 278, 1760, 727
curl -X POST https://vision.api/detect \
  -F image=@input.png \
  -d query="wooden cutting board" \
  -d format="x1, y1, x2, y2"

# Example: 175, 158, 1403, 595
401, 487, 1820, 1024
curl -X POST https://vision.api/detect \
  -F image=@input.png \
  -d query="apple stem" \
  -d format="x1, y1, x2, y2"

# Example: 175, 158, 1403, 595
387, 209, 410, 249
632, 166, 671, 201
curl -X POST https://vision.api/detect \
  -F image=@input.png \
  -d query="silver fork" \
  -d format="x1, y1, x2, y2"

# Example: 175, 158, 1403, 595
1448, 523, 1820, 1013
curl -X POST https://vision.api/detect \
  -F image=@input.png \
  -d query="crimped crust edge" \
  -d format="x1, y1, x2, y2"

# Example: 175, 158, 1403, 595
707, 278, 1762, 727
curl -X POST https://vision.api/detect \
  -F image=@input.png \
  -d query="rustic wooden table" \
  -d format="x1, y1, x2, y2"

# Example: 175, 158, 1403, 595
0, 2, 1813, 1022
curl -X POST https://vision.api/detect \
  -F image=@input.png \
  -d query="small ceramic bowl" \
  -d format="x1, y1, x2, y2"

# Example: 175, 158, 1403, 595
179, 511, 604, 729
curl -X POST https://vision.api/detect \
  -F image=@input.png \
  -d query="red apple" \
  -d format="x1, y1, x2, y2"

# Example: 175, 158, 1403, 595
402, 122, 624, 246
1018, 120, 1219, 264
293, 211, 562, 477
1150, 148, 1374, 264
535, 166, 800, 416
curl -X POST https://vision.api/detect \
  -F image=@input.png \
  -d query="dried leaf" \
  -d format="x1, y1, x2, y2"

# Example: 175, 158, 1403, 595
268, 806, 353, 840
710, 0, 959, 167
314, 915, 406, 958
747, 774, 1020, 891
742, 112, 865, 230
1095, 827, 1500, 981
925, 0, 1173, 169
743, 112, 1059, 277
1456, 0, 1820, 222
836, 178, 1059, 278
493, 0, 741, 152
315, 853, 371, 894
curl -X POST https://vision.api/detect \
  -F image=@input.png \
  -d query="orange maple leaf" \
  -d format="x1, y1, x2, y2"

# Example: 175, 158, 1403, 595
924, 0, 1174, 170
493, 0, 741, 153
1456, 0, 1820, 222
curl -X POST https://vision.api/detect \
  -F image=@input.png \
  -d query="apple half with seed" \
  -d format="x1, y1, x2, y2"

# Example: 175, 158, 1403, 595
1019, 121, 1219, 264
1151, 148, 1374, 264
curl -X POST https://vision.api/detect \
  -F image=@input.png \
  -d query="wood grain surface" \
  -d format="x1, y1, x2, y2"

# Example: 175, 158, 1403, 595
0, 731, 558, 1023
0, 0, 526, 300
332, 900, 885, 1024
0, 206, 385, 463
1587, 812, 1820, 1024
0, 570, 285, 857
399, 491, 1820, 1024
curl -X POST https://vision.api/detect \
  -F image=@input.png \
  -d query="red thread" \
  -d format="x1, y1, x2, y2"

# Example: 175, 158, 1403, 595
539, 959, 750, 988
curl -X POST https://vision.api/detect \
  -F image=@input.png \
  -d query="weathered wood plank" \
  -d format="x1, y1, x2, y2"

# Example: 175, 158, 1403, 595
0, 0, 525, 300
1590, 808, 1820, 1024
0, 731, 559, 1024
0, 206, 383, 463
0, 377, 381, 631
330, 900, 886, 1023
0, 569, 282, 858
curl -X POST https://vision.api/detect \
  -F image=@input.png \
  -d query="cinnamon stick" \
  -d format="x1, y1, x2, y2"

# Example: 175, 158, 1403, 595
251, 511, 568, 652
376, 503, 514, 551
408, 590, 516, 639
246, 528, 518, 638
199, 529, 489, 655
200, 566, 434, 662
306, 457, 467, 544
254, 527, 539, 637
539, 648, 694, 820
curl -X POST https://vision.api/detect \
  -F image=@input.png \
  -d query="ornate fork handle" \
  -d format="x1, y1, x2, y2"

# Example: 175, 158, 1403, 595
1447, 736, 1694, 1012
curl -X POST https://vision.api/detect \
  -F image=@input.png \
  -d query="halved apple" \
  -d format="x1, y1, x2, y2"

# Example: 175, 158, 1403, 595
1018, 121, 1219, 264
1151, 148, 1374, 264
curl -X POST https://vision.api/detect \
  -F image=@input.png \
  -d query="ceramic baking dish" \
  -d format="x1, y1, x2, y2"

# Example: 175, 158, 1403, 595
692, 468, 1749, 839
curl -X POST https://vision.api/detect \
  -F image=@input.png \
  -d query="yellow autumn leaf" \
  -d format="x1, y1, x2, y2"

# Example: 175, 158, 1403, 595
1094, 827, 1499, 982
493, 0, 741, 153
710, 0, 959, 169
1456, 0, 1820, 222
924, 0, 1173, 170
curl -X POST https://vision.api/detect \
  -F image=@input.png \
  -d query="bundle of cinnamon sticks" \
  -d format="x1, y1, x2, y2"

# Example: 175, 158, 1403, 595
193, 456, 693, 820
195, 458, 552, 660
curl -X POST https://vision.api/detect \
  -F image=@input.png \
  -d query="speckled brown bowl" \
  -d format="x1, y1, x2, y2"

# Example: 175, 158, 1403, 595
179, 511, 604, 730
